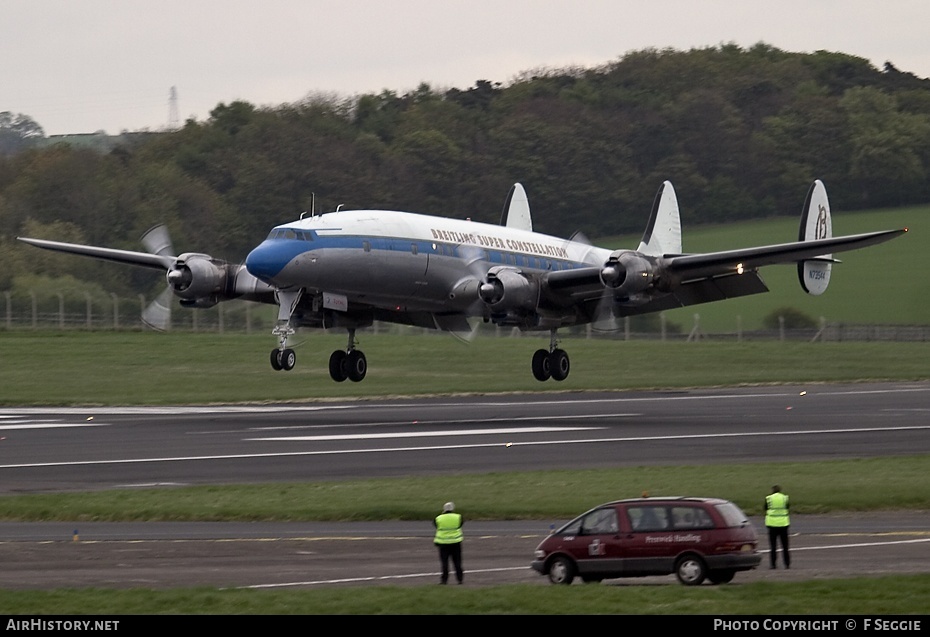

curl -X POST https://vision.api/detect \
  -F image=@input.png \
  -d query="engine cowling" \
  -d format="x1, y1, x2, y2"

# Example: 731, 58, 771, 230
478, 266, 539, 313
167, 253, 229, 305
599, 251, 656, 296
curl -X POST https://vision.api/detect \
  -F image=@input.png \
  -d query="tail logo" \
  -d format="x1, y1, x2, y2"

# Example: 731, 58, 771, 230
815, 204, 829, 240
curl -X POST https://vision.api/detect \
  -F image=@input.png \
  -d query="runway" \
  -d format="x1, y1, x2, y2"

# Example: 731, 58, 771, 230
0, 381, 928, 590
1, 381, 929, 493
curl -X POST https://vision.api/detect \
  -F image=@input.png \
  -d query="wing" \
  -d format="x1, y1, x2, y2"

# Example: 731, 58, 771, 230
661, 229, 905, 282
16, 236, 173, 270
536, 227, 906, 321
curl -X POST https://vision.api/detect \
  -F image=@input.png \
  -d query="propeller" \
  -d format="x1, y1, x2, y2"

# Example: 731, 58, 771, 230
446, 244, 494, 341
140, 225, 178, 331
560, 231, 623, 333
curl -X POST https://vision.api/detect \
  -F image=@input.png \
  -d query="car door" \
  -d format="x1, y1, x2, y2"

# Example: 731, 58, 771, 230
622, 503, 676, 575
554, 506, 626, 578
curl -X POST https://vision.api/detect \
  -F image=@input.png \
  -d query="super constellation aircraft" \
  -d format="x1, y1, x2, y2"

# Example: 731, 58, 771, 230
18, 180, 906, 383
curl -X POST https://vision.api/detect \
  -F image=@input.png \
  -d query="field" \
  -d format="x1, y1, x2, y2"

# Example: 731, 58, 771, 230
1, 331, 929, 405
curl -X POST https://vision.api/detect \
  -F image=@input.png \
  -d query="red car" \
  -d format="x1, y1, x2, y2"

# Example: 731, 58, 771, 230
531, 496, 761, 585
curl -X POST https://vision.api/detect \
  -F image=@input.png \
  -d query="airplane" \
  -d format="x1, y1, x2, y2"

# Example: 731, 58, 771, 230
17, 179, 906, 383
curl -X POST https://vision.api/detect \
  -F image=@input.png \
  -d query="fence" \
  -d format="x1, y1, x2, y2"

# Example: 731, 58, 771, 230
2, 290, 928, 342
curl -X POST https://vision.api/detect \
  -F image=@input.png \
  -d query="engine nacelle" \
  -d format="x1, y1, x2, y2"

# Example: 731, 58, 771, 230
478, 266, 539, 313
599, 251, 656, 296
167, 253, 228, 302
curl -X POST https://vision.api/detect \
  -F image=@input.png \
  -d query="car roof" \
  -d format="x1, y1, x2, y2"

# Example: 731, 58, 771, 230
603, 496, 729, 506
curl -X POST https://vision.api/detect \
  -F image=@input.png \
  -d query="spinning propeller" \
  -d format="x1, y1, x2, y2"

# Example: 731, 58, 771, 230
140, 225, 178, 331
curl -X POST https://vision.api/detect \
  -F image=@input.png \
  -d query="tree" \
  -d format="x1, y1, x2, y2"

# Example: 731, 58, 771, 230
0, 112, 45, 156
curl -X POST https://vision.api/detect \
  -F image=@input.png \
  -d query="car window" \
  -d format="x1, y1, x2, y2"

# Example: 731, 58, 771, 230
627, 505, 669, 531
714, 502, 751, 528
580, 507, 619, 535
671, 506, 714, 530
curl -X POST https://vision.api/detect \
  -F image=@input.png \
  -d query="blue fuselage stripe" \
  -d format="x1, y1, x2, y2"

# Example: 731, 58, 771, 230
245, 235, 590, 283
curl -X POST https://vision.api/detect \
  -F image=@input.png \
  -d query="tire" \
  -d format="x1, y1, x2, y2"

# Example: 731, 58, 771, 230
675, 554, 707, 586
708, 569, 736, 585
550, 349, 570, 381
270, 349, 283, 371
547, 556, 576, 585
347, 350, 367, 382
328, 350, 348, 382
532, 349, 551, 381
280, 348, 296, 371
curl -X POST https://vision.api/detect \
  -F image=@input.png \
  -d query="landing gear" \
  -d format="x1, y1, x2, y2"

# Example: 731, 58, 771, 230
328, 329, 367, 382
267, 288, 369, 382
531, 329, 570, 382
270, 324, 297, 372
270, 347, 296, 371
269, 288, 302, 373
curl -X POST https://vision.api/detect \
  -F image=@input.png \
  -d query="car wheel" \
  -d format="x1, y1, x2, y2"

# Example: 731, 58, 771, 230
708, 569, 736, 584
547, 556, 576, 585
675, 554, 707, 586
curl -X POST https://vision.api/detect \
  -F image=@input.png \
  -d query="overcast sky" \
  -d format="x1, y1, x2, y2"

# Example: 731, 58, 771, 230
5, 1, 930, 136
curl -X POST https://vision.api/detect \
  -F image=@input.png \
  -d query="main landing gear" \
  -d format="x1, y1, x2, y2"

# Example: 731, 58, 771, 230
532, 329, 570, 382
328, 328, 367, 383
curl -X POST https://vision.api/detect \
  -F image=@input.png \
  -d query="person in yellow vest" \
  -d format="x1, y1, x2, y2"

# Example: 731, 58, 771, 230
764, 485, 791, 569
434, 501, 464, 584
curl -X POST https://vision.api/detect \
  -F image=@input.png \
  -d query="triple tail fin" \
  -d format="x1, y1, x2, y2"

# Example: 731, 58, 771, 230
798, 179, 835, 295
637, 181, 682, 257
500, 183, 532, 232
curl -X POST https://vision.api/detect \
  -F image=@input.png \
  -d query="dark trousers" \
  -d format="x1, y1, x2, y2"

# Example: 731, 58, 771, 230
767, 525, 790, 568
436, 542, 463, 583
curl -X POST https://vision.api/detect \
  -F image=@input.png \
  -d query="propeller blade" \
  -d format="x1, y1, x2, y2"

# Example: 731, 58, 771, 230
140, 225, 176, 269
141, 286, 173, 331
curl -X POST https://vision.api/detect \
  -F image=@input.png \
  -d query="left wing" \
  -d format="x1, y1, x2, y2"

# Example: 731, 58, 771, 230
661, 229, 905, 285
535, 180, 906, 319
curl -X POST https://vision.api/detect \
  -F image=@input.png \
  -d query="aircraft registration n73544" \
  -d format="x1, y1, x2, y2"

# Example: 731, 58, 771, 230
18, 179, 906, 383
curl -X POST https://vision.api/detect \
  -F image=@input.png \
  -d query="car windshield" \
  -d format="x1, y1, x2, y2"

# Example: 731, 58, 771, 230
714, 501, 750, 527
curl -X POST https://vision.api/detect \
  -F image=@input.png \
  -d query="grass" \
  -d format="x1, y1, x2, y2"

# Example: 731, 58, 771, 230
1, 331, 929, 405
1, 576, 928, 615
1, 456, 928, 522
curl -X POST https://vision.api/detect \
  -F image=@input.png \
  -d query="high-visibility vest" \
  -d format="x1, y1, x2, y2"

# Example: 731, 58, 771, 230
434, 512, 463, 544
765, 492, 790, 527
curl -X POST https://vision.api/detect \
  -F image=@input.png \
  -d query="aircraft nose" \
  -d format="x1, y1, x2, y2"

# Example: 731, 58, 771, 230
245, 241, 287, 282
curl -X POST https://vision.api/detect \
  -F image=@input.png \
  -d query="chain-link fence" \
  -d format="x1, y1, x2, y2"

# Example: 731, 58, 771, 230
2, 289, 928, 341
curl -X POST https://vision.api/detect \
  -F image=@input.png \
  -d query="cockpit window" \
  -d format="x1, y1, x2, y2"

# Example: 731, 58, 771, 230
266, 229, 314, 241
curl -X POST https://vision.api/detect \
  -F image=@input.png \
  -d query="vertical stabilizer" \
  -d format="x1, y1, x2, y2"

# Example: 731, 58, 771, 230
798, 179, 833, 295
637, 181, 682, 256
500, 183, 533, 232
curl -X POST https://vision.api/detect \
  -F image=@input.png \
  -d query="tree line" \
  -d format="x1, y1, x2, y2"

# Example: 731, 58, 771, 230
2, 43, 930, 303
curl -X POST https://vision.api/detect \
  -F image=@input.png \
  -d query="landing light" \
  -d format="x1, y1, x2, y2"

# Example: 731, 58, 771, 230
736, 263, 744, 275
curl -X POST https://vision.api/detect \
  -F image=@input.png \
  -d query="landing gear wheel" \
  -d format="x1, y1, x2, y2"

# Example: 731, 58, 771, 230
675, 555, 707, 586
270, 349, 283, 371
547, 556, 576, 585
532, 349, 551, 381
549, 348, 570, 381
280, 348, 296, 371
347, 350, 367, 382
329, 350, 348, 382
